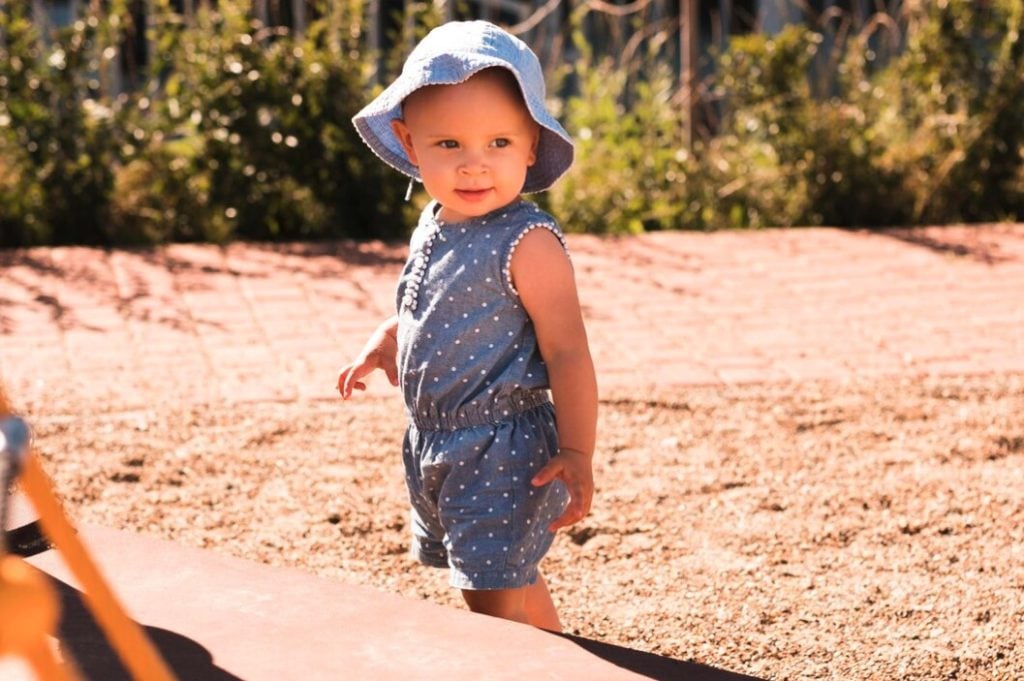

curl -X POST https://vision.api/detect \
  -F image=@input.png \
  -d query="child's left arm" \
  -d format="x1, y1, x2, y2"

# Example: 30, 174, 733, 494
511, 227, 598, 532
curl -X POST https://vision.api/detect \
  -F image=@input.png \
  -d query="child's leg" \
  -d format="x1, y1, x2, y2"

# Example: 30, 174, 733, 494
523, 572, 562, 631
460, 572, 562, 632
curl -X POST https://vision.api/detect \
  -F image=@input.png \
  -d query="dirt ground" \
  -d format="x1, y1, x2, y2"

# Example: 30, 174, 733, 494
18, 371, 1023, 680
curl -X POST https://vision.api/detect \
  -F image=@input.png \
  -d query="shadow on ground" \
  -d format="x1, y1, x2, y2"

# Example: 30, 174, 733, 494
881, 226, 1019, 264
49, 576, 241, 681
559, 632, 765, 680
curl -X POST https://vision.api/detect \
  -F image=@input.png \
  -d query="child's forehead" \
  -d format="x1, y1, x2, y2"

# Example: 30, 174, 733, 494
402, 67, 525, 111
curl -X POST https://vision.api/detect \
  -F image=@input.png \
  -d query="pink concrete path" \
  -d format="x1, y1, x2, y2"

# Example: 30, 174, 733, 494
2, 524, 754, 680
2, 224, 1024, 412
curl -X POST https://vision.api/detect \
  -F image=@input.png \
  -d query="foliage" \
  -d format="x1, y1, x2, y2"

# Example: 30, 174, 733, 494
1, 0, 1022, 244
0, 4, 126, 246
872, 0, 1024, 223
118, 0, 406, 243
706, 26, 912, 228
546, 13, 914, 232
547, 32, 699, 234
551, 0, 1022, 232
707, 27, 821, 228
1, 0, 407, 246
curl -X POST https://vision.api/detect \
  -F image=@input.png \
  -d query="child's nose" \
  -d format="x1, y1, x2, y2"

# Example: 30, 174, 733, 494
458, 150, 488, 174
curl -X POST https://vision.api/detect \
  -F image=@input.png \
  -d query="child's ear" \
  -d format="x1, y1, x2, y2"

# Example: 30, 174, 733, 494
527, 125, 540, 167
391, 119, 419, 166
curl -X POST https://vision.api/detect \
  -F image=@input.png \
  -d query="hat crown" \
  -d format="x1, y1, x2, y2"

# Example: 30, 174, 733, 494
408, 20, 527, 64
406, 22, 545, 96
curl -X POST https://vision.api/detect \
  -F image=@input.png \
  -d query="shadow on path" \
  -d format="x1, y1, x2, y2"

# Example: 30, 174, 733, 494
882, 226, 1018, 265
559, 632, 765, 681
0, 241, 407, 335
48, 576, 241, 681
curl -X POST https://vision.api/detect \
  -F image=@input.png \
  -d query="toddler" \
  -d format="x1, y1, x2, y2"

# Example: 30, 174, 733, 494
337, 20, 597, 632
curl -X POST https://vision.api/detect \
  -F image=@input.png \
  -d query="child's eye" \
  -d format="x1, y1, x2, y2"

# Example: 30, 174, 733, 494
491, 138, 510, 148
438, 140, 459, 149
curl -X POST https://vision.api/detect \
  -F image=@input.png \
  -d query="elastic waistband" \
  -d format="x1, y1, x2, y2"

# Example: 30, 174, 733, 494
409, 389, 551, 431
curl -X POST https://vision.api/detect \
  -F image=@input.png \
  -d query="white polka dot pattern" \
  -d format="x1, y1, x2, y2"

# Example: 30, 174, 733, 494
391, 198, 572, 590
394, 199, 566, 426
403, 404, 569, 590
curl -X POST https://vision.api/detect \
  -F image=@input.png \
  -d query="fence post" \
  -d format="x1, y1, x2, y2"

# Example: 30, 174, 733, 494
680, 0, 698, 149
292, 0, 306, 36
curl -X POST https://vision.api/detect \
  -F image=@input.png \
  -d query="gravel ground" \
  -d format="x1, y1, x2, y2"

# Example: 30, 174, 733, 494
19, 372, 1024, 680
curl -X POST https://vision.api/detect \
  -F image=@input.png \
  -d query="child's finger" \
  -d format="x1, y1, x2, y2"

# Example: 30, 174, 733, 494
531, 459, 563, 487
549, 478, 590, 531
340, 364, 369, 398
549, 498, 586, 531
343, 381, 367, 399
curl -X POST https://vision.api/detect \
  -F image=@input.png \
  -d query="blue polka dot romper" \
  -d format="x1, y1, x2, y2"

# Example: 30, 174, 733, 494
396, 198, 571, 590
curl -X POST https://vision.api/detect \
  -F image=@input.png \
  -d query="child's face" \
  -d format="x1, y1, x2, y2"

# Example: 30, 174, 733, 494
391, 69, 540, 223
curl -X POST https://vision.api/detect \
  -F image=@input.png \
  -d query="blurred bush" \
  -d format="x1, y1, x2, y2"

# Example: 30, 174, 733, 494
550, 0, 1023, 232
119, 0, 407, 243
0, 6, 123, 246
546, 29, 700, 234
872, 0, 1024, 224
1, 0, 406, 246
0, 0, 1021, 244
702, 25, 913, 229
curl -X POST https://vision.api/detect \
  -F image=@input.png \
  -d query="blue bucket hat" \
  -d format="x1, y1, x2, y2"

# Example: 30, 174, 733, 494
352, 20, 574, 194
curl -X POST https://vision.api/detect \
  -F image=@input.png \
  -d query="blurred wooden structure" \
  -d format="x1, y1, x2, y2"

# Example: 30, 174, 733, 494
25, 0, 892, 147
28, 1, 886, 78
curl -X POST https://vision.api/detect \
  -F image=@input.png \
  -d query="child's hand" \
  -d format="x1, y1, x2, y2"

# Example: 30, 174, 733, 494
337, 318, 399, 399
531, 448, 593, 532
337, 357, 397, 399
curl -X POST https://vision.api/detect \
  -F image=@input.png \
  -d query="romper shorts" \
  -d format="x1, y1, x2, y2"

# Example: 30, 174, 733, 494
402, 395, 569, 590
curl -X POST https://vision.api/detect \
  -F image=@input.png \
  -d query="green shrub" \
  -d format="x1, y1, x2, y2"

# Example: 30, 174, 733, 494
547, 28, 701, 234
2, 0, 1022, 244
708, 26, 912, 228
705, 27, 819, 228
1, 0, 408, 246
119, 0, 407, 243
871, 0, 1024, 223
0, 5, 125, 246
107, 144, 227, 244
552, 0, 1021, 232
549, 19, 916, 232
0, 151, 47, 245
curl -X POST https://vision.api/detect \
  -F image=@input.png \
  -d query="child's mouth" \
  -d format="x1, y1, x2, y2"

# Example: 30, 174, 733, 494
455, 188, 492, 202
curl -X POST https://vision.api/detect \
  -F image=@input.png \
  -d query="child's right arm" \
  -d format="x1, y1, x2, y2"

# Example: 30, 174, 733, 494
336, 315, 399, 399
